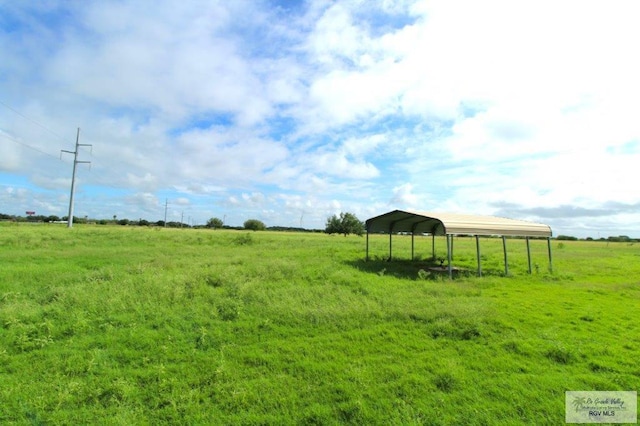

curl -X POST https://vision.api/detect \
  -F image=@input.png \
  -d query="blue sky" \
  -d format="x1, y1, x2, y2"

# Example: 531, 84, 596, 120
1, 0, 639, 237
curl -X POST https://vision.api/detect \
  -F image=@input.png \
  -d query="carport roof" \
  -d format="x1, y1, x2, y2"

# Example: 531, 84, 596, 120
365, 210, 552, 237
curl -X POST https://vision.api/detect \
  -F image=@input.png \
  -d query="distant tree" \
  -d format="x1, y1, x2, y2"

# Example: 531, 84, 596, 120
60, 216, 84, 224
325, 215, 341, 235
207, 217, 224, 229
267, 226, 310, 233
117, 219, 130, 226
608, 235, 631, 242
325, 212, 365, 236
138, 219, 150, 226
244, 219, 266, 231
26, 214, 42, 222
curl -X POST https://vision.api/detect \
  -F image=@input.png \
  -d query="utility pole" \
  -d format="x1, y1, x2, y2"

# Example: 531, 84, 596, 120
164, 199, 168, 227
61, 128, 91, 228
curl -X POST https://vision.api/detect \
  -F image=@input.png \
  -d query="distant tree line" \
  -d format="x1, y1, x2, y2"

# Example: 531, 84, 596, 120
1, 213, 66, 223
3, 212, 637, 241
2, 213, 322, 232
558, 234, 639, 242
555, 235, 579, 241
0, 213, 192, 228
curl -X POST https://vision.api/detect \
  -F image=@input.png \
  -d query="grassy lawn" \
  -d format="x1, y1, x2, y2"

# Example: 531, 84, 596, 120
1, 224, 638, 424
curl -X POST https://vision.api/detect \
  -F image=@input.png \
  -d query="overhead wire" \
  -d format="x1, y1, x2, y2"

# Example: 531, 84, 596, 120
0, 131, 61, 160
0, 98, 78, 162
0, 99, 71, 143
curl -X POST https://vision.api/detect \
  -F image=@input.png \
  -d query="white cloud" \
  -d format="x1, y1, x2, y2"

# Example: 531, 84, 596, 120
307, 2, 370, 67
126, 173, 159, 192
125, 192, 161, 211
314, 151, 379, 179
342, 133, 386, 156
1, 0, 640, 236
0, 134, 22, 171
44, 2, 275, 127
242, 192, 266, 205
173, 127, 289, 188
391, 183, 419, 208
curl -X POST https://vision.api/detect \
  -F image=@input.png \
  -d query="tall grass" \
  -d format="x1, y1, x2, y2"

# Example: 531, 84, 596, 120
1, 223, 638, 424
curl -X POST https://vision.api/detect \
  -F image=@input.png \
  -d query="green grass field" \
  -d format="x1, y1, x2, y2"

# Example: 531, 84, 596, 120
1, 224, 638, 424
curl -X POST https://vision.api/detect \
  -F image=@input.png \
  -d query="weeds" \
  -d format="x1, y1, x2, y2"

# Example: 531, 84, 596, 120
217, 299, 241, 321
0, 225, 639, 424
545, 345, 576, 365
434, 372, 458, 392
232, 233, 254, 246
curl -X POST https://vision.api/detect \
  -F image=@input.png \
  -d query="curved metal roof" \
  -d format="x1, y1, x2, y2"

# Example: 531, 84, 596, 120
365, 209, 552, 237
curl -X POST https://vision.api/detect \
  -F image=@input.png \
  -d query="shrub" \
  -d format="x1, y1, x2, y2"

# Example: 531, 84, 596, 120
206, 217, 223, 229
233, 233, 254, 245
244, 219, 266, 231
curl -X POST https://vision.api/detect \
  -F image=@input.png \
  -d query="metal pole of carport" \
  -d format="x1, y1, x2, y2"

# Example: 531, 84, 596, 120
526, 237, 532, 274
475, 235, 482, 277
446, 234, 453, 279
365, 229, 369, 261
502, 236, 509, 276
547, 237, 553, 273
432, 234, 435, 259
411, 232, 415, 260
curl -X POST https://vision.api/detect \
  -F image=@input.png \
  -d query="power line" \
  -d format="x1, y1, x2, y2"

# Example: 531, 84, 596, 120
0, 99, 76, 161
0, 131, 61, 160
0, 99, 70, 142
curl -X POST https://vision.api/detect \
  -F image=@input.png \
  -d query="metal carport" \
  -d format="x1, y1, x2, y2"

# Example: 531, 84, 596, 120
365, 210, 553, 278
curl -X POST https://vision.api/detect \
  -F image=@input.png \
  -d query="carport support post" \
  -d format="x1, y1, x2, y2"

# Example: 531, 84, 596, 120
388, 232, 393, 261
432, 234, 435, 259
411, 233, 415, 260
366, 231, 369, 261
475, 235, 482, 277
446, 234, 453, 279
526, 237, 532, 274
502, 236, 509, 276
547, 237, 553, 273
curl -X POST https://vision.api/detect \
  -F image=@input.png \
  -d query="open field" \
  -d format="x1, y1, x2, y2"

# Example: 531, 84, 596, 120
1, 223, 639, 424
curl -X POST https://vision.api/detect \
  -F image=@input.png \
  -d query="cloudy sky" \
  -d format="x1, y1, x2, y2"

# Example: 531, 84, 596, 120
1, 0, 639, 237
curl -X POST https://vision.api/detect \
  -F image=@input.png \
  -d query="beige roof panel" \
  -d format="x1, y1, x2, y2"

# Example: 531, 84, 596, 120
365, 209, 552, 237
